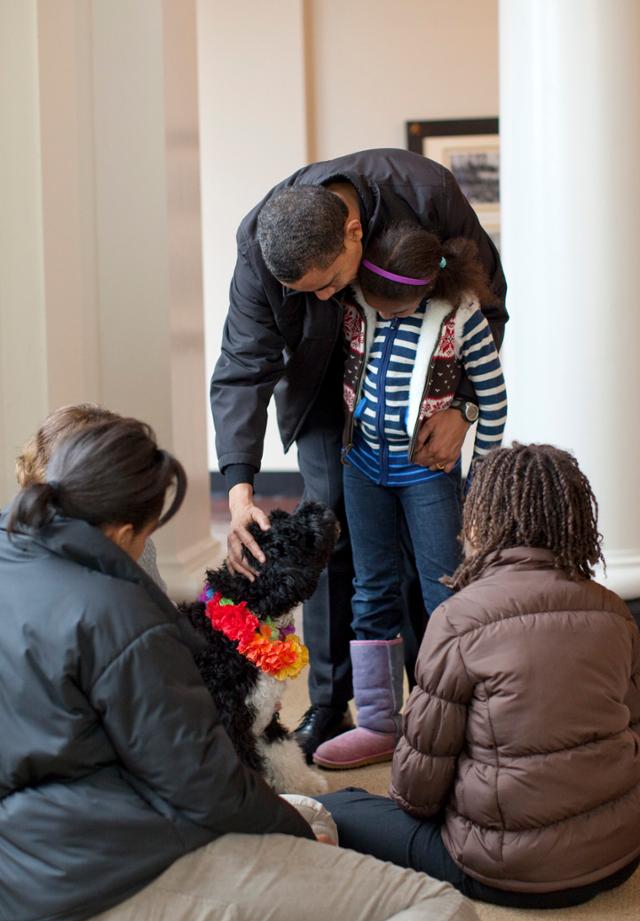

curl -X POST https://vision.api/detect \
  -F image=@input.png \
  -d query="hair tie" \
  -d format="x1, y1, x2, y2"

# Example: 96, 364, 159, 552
439, 256, 447, 270
44, 480, 64, 506
361, 258, 433, 287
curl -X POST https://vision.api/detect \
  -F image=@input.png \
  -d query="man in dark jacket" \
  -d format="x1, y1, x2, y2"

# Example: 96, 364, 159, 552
210, 148, 508, 758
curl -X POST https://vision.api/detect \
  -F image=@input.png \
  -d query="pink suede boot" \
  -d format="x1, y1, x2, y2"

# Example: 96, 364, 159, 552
313, 638, 403, 769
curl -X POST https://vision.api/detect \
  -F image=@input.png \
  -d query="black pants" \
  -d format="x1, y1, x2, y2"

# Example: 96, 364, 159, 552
295, 348, 427, 709
296, 388, 354, 709
317, 789, 639, 910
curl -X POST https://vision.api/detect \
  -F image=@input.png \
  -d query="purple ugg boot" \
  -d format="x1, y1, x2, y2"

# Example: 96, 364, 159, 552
313, 638, 404, 769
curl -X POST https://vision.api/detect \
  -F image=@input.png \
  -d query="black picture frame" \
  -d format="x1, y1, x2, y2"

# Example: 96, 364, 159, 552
406, 118, 500, 249
406, 118, 499, 154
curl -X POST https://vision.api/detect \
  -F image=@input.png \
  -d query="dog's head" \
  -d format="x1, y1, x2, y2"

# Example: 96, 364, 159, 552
205, 502, 338, 620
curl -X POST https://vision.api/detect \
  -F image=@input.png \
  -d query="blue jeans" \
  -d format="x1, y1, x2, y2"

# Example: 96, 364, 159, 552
343, 463, 462, 640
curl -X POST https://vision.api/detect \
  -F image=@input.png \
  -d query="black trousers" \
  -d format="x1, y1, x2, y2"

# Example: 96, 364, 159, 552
317, 789, 639, 910
295, 347, 427, 709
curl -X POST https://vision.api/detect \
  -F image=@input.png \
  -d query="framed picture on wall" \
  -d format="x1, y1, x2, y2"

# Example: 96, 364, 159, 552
406, 118, 500, 250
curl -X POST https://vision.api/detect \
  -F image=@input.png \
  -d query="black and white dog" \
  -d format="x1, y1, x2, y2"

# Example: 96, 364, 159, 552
183, 502, 337, 795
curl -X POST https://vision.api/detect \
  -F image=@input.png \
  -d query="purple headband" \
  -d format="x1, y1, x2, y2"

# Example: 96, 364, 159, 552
361, 258, 433, 287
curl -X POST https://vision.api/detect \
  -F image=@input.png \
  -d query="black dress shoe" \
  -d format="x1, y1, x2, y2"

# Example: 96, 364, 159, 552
293, 705, 354, 764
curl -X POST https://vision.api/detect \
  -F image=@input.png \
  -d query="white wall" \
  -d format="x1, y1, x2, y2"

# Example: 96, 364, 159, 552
198, 0, 499, 472
38, 0, 101, 410
499, 0, 640, 596
309, 0, 498, 160
197, 0, 308, 472
0, 0, 216, 596
0, 0, 48, 501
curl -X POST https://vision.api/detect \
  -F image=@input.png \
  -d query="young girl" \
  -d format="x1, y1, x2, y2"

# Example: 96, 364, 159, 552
314, 223, 506, 769
319, 443, 640, 909
16, 403, 166, 590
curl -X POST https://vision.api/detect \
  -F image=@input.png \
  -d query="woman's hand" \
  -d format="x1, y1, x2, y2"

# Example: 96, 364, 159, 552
226, 484, 270, 580
413, 408, 469, 473
316, 834, 337, 845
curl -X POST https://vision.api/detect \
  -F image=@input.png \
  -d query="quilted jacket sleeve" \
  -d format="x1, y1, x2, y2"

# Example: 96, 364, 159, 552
390, 601, 475, 818
90, 620, 314, 840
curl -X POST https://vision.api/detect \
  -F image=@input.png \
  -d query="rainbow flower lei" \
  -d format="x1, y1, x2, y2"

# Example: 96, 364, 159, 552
200, 586, 309, 681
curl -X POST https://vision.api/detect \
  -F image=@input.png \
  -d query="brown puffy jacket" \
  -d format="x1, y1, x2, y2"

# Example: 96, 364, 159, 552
390, 547, 640, 893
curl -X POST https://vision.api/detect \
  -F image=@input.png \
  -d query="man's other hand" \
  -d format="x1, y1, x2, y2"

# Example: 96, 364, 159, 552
412, 408, 470, 472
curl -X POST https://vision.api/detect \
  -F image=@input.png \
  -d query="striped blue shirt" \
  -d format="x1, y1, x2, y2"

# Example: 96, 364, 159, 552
346, 294, 506, 487
458, 308, 508, 456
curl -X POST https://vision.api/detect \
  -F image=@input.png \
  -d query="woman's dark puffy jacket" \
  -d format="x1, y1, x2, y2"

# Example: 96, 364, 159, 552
0, 512, 312, 921
391, 547, 640, 892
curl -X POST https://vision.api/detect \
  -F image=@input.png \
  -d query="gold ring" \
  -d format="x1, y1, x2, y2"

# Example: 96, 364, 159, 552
436, 463, 446, 470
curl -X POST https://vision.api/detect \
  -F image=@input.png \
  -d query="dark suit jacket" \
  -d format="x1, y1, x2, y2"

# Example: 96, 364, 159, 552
210, 148, 507, 479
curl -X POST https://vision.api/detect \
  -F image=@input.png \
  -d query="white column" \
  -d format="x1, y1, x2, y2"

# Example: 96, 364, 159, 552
0, 0, 217, 598
91, 0, 216, 596
197, 0, 308, 473
37, 0, 101, 410
0, 0, 48, 502
500, 0, 640, 597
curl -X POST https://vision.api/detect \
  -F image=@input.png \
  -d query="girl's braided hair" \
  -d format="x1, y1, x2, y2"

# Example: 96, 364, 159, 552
446, 443, 605, 591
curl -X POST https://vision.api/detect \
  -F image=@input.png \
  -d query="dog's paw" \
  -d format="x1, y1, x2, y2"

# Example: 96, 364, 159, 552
259, 737, 329, 795
296, 766, 329, 797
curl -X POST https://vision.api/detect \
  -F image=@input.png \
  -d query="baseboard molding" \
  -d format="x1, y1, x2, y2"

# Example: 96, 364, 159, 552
595, 552, 640, 601
210, 471, 304, 497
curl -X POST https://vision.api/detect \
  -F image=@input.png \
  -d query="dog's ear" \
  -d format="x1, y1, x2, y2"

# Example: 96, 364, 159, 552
246, 507, 289, 552
268, 509, 289, 523
294, 501, 327, 519
203, 567, 218, 585
246, 506, 289, 544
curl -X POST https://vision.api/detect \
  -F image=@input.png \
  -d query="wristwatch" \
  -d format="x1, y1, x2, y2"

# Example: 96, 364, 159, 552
450, 399, 479, 423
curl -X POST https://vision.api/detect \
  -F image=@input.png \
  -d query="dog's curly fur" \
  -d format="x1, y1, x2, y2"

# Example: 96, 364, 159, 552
182, 502, 337, 794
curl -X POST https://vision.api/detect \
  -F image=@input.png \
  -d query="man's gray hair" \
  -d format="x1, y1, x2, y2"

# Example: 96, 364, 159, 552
257, 186, 348, 283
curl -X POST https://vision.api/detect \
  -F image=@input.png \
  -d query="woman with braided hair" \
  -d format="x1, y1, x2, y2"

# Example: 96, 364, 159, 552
319, 443, 640, 908
15, 403, 167, 589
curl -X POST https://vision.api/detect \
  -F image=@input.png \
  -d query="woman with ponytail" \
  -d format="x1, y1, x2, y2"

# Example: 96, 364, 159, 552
313, 223, 507, 770
0, 416, 477, 921
9, 412, 184, 562
15, 403, 166, 588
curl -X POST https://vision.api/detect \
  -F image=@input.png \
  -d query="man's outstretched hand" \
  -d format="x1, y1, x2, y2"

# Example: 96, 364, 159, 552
412, 408, 470, 473
226, 483, 270, 580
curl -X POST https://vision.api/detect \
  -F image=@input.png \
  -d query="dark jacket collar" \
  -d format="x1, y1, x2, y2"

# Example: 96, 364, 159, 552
0, 507, 180, 623
2, 506, 140, 579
